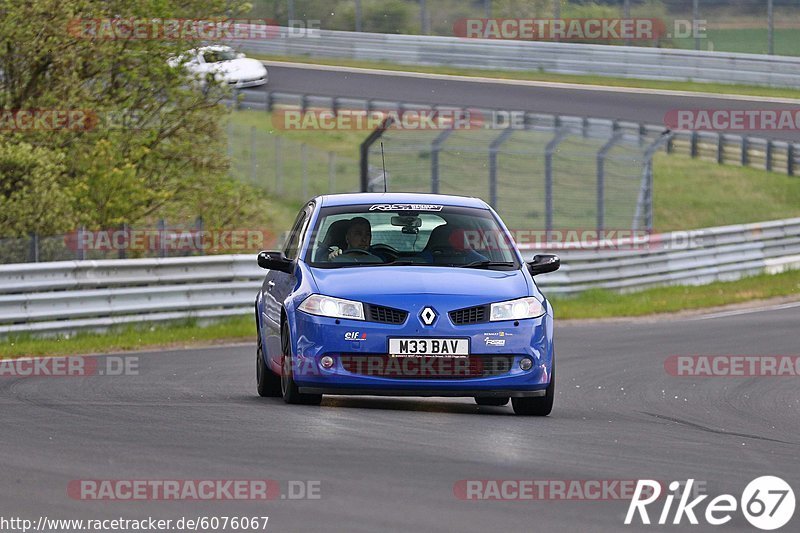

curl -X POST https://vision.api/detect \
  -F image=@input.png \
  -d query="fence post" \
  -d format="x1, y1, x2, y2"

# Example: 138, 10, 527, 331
328, 152, 336, 193
488, 128, 514, 209
275, 136, 283, 195
690, 131, 699, 158
250, 126, 257, 183
28, 232, 39, 263
77, 226, 85, 261
195, 217, 204, 256
431, 127, 454, 194
544, 129, 571, 236
157, 218, 166, 258
634, 132, 672, 232
265, 90, 272, 112
301, 143, 308, 200
359, 117, 394, 192
741, 136, 749, 166
118, 223, 127, 260
596, 131, 625, 234
789, 144, 796, 176
766, 140, 773, 171
717, 133, 724, 164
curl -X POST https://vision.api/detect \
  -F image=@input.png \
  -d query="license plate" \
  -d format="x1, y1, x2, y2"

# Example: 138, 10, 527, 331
389, 338, 469, 357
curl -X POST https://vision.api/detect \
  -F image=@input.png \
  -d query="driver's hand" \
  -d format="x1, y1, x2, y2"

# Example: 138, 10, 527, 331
327, 246, 342, 260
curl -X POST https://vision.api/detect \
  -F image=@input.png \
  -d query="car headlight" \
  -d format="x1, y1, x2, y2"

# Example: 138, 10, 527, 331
298, 294, 365, 320
490, 297, 545, 321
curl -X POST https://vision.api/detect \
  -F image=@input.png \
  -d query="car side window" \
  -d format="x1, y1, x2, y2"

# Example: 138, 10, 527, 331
283, 204, 314, 260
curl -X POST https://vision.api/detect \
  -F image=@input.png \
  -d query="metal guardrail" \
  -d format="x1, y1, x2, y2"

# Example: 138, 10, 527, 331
231, 27, 800, 88
2, 218, 800, 337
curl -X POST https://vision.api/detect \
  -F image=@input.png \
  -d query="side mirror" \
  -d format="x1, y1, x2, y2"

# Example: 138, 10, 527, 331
257, 250, 293, 274
527, 254, 560, 276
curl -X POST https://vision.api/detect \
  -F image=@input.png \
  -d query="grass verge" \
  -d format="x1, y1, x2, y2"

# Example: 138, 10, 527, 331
551, 269, 800, 320
0, 316, 253, 359
2, 270, 799, 358
254, 54, 800, 100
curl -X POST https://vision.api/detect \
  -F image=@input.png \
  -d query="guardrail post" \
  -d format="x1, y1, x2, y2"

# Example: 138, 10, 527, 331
300, 94, 307, 114
582, 117, 589, 138
545, 129, 571, 235
789, 144, 796, 176
766, 140, 773, 172
265, 90, 272, 112
431, 127, 454, 194
597, 131, 625, 234
488, 128, 514, 209
332, 97, 339, 116
28, 232, 39, 263
741, 137, 749, 166
717, 133, 724, 164
233, 88, 241, 111
690, 131, 699, 158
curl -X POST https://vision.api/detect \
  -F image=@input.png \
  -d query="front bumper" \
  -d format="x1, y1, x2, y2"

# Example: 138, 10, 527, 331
289, 304, 554, 396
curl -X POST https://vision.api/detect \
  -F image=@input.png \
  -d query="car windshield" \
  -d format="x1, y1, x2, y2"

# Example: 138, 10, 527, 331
305, 204, 519, 269
203, 49, 237, 63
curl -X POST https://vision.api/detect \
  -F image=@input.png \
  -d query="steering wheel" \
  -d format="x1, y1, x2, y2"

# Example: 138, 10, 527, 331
340, 248, 373, 256
369, 244, 400, 259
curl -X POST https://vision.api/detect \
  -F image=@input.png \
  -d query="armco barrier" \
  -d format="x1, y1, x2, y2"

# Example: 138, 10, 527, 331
2, 219, 800, 336
231, 27, 800, 88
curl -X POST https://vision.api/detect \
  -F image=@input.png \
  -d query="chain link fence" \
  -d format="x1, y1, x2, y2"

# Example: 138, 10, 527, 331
366, 119, 668, 233
226, 120, 360, 201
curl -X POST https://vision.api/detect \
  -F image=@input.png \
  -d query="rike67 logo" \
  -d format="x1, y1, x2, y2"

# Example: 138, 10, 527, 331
625, 477, 795, 530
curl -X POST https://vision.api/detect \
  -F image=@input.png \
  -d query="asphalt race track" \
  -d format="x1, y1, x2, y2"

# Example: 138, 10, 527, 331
1, 304, 797, 532
250, 63, 800, 143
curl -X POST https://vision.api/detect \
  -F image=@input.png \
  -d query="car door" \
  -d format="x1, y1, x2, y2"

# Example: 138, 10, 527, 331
261, 203, 314, 367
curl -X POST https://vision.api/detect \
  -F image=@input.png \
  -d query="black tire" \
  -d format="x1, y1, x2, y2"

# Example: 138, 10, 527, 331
256, 334, 281, 397
280, 321, 322, 406
475, 397, 510, 406
511, 360, 555, 416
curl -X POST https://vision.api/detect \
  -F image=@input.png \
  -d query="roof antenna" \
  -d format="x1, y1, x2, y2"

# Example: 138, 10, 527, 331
380, 141, 388, 193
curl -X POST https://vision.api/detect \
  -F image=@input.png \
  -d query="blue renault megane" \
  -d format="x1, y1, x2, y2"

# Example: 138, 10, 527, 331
254, 193, 560, 416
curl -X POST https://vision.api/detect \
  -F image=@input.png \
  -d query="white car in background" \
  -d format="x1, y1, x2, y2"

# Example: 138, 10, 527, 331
168, 45, 268, 88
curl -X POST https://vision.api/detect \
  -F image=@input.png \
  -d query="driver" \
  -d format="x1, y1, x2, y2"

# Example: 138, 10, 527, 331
328, 217, 372, 260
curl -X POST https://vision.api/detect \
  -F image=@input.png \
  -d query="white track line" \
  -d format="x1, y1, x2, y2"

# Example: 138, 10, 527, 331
692, 301, 800, 321
262, 60, 800, 104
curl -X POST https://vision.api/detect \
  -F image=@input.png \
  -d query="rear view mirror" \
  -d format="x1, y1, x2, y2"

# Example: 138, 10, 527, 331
391, 216, 422, 227
257, 250, 293, 274
526, 254, 560, 276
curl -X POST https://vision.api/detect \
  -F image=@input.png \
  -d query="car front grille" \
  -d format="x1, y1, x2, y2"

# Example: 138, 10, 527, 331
339, 354, 515, 379
366, 304, 408, 324
449, 305, 489, 325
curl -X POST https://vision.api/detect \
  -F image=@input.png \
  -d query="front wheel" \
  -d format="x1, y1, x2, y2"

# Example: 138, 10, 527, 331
280, 321, 322, 406
512, 362, 554, 416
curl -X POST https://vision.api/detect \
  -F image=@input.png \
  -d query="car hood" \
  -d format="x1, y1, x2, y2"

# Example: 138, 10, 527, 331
210, 58, 266, 78
309, 265, 533, 304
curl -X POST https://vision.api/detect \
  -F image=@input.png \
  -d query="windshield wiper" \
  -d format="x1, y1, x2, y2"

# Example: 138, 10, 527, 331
458, 260, 516, 269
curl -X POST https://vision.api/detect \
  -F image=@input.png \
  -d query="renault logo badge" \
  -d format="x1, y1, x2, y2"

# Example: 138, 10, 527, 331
420, 307, 437, 326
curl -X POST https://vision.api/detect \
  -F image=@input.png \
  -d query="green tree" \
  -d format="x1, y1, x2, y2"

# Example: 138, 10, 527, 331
0, 0, 254, 235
